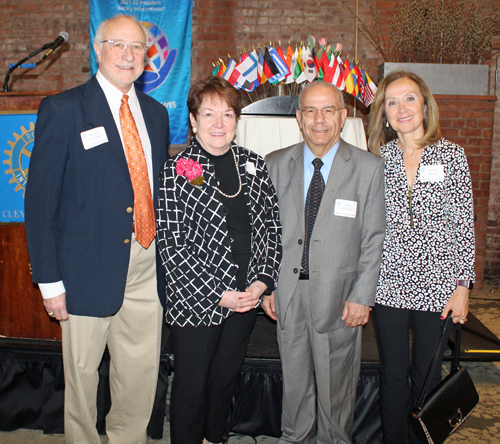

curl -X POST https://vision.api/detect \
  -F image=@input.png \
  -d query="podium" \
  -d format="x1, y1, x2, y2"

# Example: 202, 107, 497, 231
0, 92, 61, 340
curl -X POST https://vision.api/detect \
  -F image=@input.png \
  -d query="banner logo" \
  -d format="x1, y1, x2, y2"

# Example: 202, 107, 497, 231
3, 122, 34, 198
89, 0, 192, 144
136, 21, 177, 94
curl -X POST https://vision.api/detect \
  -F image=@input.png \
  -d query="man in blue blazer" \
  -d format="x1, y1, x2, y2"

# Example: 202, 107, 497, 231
25, 15, 169, 444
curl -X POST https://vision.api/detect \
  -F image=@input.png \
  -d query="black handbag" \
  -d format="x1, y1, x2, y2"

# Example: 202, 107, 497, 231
410, 314, 479, 444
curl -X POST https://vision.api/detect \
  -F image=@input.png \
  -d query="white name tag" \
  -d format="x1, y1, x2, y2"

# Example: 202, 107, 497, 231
420, 165, 445, 182
334, 199, 357, 218
246, 161, 256, 175
81, 127, 108, 150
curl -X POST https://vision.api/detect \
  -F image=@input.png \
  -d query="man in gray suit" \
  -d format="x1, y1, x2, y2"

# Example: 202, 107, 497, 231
263, 81, 385, 444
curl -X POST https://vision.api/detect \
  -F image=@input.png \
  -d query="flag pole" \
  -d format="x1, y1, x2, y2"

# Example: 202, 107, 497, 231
353, 0, 358, 118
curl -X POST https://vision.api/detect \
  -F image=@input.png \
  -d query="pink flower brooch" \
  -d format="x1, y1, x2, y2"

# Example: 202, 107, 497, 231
176, 158, 204, 188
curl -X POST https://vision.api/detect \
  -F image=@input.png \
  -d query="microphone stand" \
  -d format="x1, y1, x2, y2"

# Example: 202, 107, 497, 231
3, 41, 53, 92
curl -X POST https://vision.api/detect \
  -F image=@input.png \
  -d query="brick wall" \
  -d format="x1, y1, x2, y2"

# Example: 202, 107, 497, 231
436, 95, 496, 288
0, 0, 90, 92
486, 35, 500, 275
488, 102, 500, 274
0, 0, 498, 284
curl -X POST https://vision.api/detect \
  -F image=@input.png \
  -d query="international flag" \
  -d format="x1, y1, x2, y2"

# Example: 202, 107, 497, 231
297, 45, 304, 72
211, 64, 219, 77
315, 39, 326, 78
354, 64, 367, 104
217, 59, 225, 77
227, 52, 249, 89
364, 70, 377, 106
227, 53, 246, 88
235, 49, 258, 91
263, 47, 281, 82
276, 45, 291, 77
332, 56, 345, 90
286, 47, 299, 84
269, 46, 289, 82
320, 53, 345, 90
350, 62, 359, 98
258, 48, 268, 84
285, 44, 294, 78
315, 53, 323, 79
294, 47, 307, 83
302, 46, 318, 82
222, 57, 236, 82
343, 58, 355, 95
319, 50, 332, 82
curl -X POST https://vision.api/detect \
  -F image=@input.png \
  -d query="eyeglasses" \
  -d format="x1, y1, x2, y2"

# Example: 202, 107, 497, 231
300, 106, 344, 118
101, 39, 148, 55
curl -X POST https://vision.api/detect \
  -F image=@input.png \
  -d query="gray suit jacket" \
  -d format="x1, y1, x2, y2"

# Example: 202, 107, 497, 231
266, 139, 385, 333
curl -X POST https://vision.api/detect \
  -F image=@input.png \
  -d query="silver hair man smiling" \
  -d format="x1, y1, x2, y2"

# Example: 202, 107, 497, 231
25, 15, 169, 443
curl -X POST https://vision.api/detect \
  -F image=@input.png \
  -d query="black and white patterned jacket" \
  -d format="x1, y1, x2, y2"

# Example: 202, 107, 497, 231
157, 139, 282, 327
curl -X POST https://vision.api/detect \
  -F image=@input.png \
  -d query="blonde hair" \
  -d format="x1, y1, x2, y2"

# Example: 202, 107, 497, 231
368, 71, 442, 155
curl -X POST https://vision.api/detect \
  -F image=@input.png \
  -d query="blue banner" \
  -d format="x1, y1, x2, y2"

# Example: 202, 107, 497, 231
0, 113, 37, 222
89, 0, 192, 145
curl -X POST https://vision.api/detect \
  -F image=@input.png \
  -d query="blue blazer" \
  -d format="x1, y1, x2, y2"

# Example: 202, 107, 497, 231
25, 75, 169, 316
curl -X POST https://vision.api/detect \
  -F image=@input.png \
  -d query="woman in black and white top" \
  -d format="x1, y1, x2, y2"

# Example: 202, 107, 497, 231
156, 76, 282, 444
368, 71, 475, 444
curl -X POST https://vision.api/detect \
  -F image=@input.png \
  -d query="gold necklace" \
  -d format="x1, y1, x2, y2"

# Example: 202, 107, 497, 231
217, 147, 242, 198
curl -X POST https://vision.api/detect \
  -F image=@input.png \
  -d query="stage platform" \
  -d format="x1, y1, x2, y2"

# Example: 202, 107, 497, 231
1, 312, 499, 442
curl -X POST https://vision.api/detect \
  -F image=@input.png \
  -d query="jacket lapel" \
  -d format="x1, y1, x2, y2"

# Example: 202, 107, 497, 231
290, 143, 305, 228
315, 138, 350, 227
82, 76, 130, 178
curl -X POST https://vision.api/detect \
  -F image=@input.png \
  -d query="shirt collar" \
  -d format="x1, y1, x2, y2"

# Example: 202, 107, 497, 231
96, 70, 138, 111
303, 140, 339, 170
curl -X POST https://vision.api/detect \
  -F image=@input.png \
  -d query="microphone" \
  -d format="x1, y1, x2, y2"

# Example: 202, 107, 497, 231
42, 32, 69, 59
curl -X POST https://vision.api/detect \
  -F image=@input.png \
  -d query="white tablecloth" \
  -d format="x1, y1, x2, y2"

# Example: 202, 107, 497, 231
235, 116, 367, 157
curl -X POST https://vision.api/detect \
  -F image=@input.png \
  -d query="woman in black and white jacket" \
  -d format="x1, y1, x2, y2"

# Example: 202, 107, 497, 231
157, 76, 282, 444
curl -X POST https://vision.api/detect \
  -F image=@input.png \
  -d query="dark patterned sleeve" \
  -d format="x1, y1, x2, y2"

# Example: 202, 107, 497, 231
448, 143, 476, 282
156, 159, 230, 325
256, 155, 282, 290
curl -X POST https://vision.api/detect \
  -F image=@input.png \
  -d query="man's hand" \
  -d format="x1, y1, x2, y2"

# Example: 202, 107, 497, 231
43, 292, 69, 321
342, 301, 370, 328
262, 293, 277, 321
219, 290, 260, 313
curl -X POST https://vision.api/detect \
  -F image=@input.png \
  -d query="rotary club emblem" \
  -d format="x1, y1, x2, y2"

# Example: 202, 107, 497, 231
3, 122, 35, 197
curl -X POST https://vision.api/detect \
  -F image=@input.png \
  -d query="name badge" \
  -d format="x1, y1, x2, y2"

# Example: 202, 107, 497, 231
246, 161, 256, 175
81, 127, 108, 150
334, 199, 357, 218
420, 165, 445, 182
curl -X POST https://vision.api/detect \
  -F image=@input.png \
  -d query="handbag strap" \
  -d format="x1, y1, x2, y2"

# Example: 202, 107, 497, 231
414, 312, 461, 409
453, 322, 462, 370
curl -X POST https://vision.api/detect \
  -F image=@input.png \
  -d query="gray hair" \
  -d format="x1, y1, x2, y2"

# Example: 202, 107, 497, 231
298, 80, 345, 109
93, 15, 148, 50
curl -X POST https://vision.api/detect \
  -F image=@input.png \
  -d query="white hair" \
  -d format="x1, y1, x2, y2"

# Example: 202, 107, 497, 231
93, 15, 148, 50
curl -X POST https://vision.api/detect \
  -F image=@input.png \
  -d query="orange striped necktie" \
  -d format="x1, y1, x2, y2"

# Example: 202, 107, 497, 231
119, 94, 155, 249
